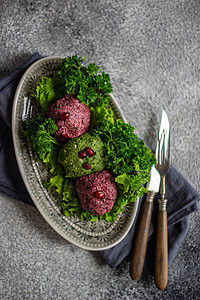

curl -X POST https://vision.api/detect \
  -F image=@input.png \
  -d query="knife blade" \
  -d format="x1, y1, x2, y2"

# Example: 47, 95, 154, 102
129, 155, 160, 280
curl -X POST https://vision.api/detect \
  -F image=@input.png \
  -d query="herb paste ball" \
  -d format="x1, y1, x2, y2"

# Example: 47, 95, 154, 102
45, 94, 90, 141
58, 133, 105, 178
75, 170, 117, 216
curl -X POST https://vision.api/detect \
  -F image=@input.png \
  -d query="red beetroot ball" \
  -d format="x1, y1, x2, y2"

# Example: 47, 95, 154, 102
45, 95, 90, 141
75, 170, 117, 216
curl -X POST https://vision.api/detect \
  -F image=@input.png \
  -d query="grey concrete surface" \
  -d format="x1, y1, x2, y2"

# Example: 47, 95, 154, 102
0, 0, 199, 299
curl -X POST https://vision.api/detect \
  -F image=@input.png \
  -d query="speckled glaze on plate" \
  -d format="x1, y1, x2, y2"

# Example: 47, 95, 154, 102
12, 56, 139, 250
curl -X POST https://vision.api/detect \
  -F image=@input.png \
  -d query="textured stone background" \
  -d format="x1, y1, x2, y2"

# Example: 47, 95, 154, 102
0, 0, 199, 299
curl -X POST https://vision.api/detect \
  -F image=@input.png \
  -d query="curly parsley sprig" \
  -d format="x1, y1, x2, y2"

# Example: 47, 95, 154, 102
58, 55, 113, 108
24, 113, 60, 161
93, 116, 156, 204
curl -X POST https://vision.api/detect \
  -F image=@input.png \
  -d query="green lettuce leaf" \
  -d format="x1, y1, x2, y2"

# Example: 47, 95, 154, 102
44, 173, 64, 195
33, 75, 62, 111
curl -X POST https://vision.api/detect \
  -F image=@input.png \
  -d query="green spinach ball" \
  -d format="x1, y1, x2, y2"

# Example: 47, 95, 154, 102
58, 133, 105, 178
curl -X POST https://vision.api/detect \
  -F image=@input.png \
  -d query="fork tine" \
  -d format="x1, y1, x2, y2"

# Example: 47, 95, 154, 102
155, 140, 159, 164
159, 138, 162, 165
158, 130, 164, 166
167, 131, 170, 166
162, 131, 165, 165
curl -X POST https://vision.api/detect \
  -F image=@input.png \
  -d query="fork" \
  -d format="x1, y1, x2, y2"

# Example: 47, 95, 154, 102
154, 129, 170, 290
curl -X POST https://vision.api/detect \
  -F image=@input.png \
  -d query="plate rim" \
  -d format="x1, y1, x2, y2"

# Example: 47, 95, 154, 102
11, 56, 139, 251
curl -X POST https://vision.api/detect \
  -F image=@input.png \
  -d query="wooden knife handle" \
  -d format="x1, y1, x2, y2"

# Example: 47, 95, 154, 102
129, 195, 154, 280
154, 201, 168, 290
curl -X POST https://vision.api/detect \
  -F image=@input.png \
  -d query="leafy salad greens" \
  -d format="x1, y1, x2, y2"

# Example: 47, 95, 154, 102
25, 55, 156, 222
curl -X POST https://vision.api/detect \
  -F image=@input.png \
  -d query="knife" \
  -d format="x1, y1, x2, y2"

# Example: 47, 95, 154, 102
129, 163, 160, 280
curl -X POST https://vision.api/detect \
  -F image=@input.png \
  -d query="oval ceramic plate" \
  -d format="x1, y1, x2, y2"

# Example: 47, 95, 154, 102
12, 56, 139, 250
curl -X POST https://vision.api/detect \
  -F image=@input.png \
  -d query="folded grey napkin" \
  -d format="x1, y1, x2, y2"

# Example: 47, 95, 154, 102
100, 166, 199, 271
0, 52, 43, 205
0, 53, 199, 272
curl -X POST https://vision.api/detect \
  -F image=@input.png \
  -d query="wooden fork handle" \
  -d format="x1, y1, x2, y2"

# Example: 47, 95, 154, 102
154, 199, 168, 290
130, 191, 155, 280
